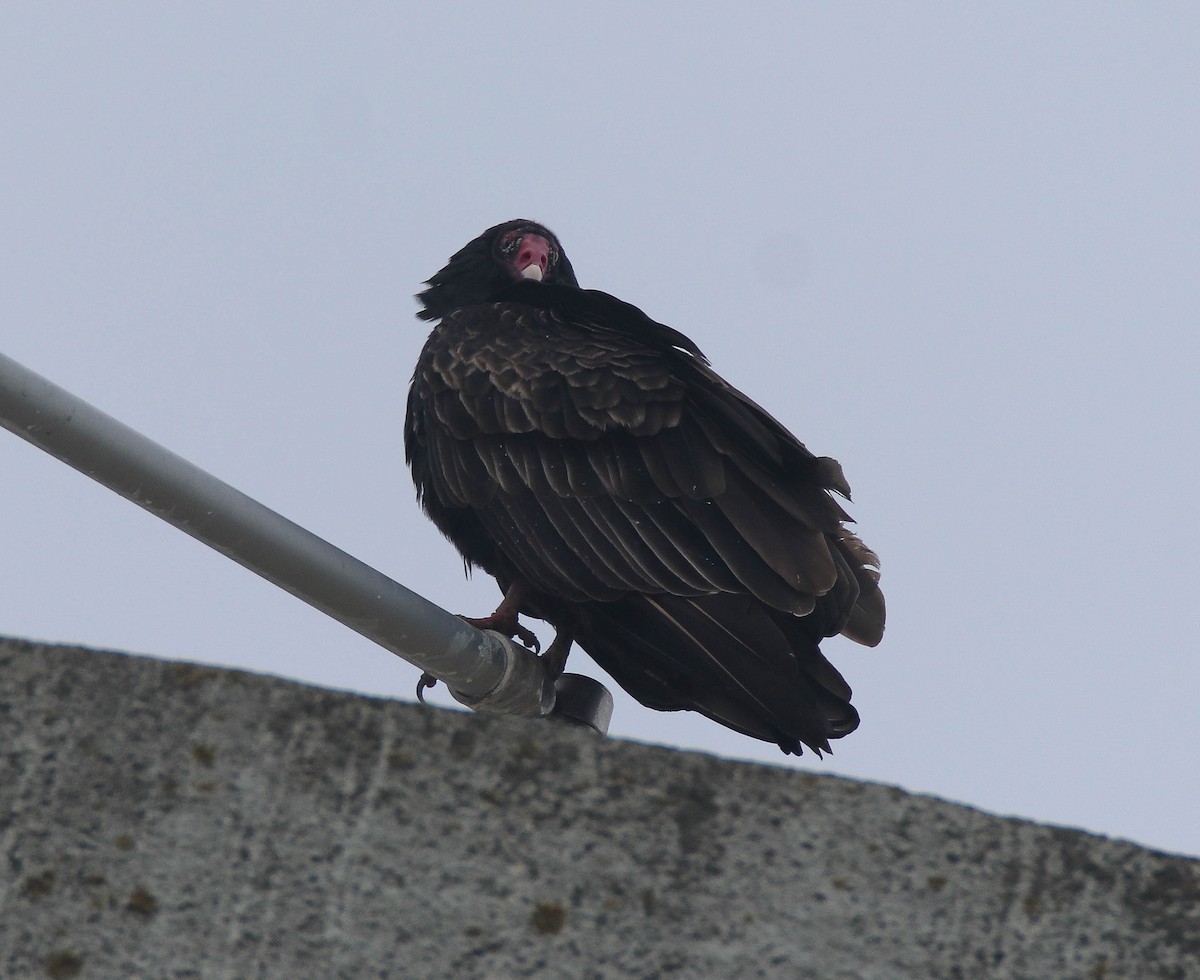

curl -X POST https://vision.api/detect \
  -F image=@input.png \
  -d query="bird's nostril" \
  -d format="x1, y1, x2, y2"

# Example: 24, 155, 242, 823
519, 247, 548, 272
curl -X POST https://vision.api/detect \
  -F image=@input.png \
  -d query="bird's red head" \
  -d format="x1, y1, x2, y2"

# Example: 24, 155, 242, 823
495, 227, 557, 282
416, 219, 580, 321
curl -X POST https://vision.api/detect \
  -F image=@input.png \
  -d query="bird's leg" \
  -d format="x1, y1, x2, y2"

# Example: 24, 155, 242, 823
541, 629, 574, 680
459, 580, 540, 653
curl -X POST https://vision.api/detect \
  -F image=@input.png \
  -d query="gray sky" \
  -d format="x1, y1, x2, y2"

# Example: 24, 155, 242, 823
4, 6, 1198, 857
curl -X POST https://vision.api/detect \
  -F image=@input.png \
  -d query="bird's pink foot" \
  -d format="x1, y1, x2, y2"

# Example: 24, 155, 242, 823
460, 611, 540, 653
458, 582, 540, 652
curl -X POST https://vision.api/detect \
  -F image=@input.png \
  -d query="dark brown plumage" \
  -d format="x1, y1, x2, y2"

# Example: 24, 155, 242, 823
405, 219, 884, 755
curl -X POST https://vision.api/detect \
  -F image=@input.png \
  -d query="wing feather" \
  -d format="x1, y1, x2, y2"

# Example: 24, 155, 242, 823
537, 493, 659, 593
714, 468, 839, 595
610, 495, 744, 593
677, 497, 817, 614
409, 299, 879, 630
574, 494, 693, 593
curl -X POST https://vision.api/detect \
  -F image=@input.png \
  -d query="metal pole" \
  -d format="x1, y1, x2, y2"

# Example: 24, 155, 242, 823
0, 350, 557, 718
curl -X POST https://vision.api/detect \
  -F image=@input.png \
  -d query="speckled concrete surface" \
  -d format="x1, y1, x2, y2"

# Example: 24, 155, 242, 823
1, 637, 1196, 979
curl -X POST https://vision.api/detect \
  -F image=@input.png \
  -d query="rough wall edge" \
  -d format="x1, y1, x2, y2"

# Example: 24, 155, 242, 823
0, 633, 1171, 855
2, 636, 1198, 980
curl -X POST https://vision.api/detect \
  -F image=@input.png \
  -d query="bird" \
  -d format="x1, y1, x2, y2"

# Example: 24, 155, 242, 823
405, 219, 884, 755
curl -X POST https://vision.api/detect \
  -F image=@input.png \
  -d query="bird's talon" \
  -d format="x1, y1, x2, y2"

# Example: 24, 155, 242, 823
416, 672, 438, 703
514, 623, 540, 654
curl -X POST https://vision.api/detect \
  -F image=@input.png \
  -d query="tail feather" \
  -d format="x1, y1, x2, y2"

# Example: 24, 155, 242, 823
574, 592, 859, 755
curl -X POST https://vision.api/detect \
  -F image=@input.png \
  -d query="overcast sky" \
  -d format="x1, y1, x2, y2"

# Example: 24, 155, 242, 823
3, 5, 1198, 858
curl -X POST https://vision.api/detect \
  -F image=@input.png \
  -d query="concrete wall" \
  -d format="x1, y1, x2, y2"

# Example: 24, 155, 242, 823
1, 637, 1196, 979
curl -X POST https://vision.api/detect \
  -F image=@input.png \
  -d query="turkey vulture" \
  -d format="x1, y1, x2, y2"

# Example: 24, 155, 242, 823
405, 219, 884, 755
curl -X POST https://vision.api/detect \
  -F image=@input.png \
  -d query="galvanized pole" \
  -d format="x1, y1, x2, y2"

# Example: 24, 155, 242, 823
0, 351, 588, 723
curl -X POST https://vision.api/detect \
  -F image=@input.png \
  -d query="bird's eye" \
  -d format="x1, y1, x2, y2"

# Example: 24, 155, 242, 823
547, 246, 559, 269
499, 232, 520, 256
